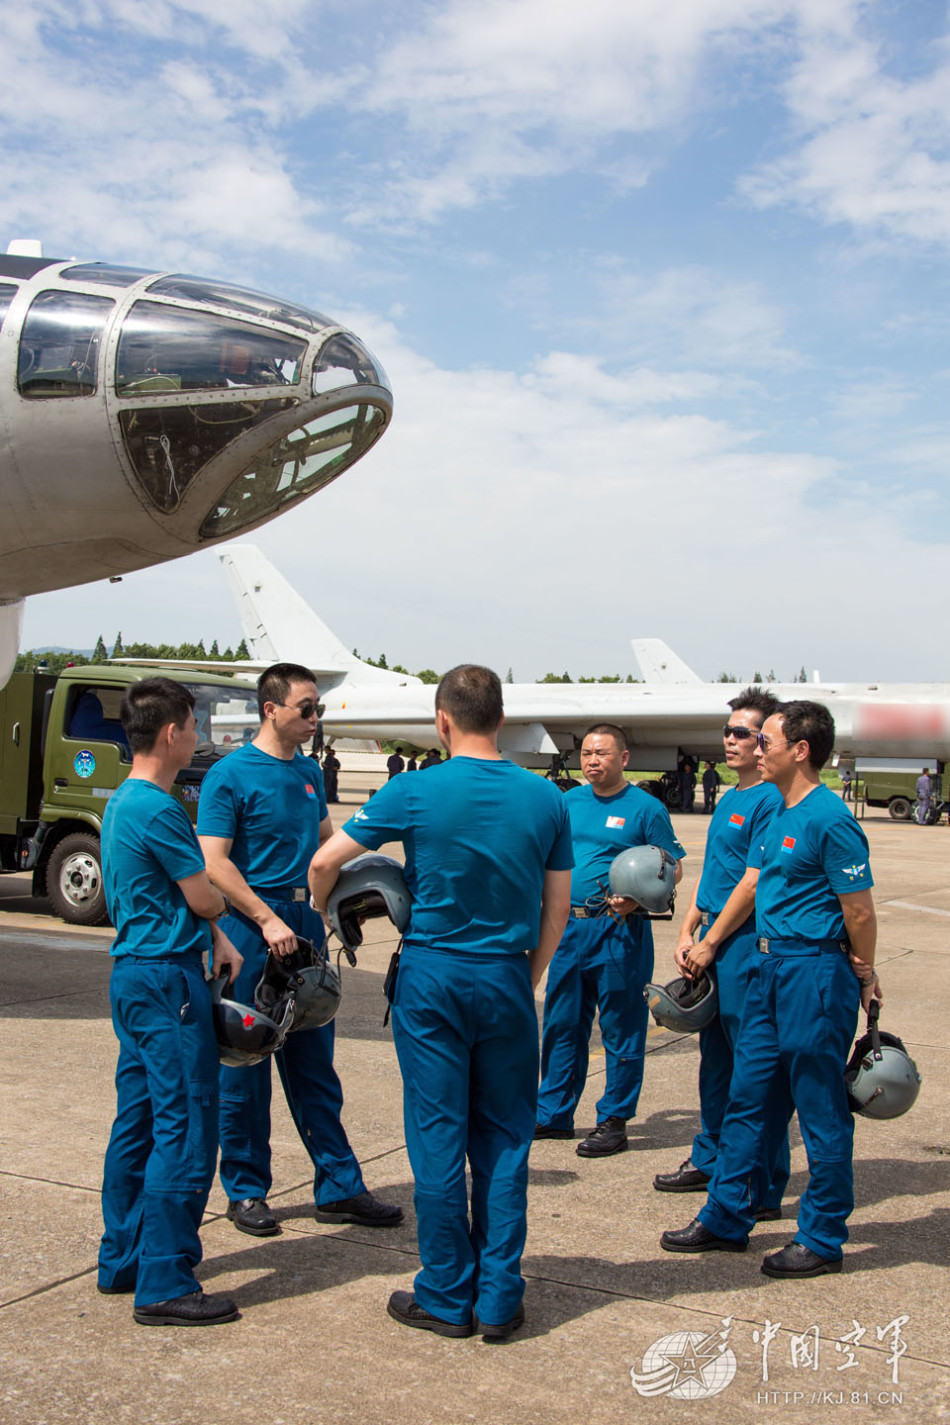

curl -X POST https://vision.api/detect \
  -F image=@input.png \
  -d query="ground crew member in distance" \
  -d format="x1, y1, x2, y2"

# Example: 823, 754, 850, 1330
309, 665, 573, 1341
654, 688, 789, 1210
98, 677, 242, 1327
535, 724, 685, 1157
661, 700, 882, 1277
197, 662, 402, 1236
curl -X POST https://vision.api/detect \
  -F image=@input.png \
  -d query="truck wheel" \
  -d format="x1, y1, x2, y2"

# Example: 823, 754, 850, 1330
47, 833, 109, 926
888, 796, 913, 822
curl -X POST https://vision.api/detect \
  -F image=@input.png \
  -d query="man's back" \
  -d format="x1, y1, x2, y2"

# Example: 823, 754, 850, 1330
347, 756, 571, 954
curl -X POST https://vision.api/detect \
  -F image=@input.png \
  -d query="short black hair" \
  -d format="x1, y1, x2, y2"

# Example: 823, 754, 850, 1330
583, 723, 628, 752
120, 678, 195, 754
775, 700, 835, 770
256, 662, 316, 719
728, 686, 781, 725
435, 665, 503, 734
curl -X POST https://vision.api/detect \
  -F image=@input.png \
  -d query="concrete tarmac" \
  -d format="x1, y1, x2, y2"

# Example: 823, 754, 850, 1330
0, 780, 947, 1424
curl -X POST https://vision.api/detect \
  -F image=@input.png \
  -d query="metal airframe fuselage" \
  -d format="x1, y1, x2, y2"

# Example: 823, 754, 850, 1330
320, 679, 950, 767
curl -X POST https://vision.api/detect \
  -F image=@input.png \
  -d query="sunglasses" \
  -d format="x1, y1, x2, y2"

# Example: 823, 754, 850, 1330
281, 700, 320, 719
722, 724, 757, 741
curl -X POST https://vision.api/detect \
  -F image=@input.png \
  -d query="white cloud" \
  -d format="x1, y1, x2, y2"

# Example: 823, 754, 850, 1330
23, 318, 950, 682
347, 0, 811, 222
739, 14, 950, 247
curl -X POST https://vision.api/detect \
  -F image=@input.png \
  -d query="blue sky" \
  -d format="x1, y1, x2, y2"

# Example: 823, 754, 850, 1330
8, 0, 950, 681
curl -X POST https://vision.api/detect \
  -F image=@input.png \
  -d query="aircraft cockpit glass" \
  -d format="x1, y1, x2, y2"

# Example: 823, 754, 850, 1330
119, 397, 296, 512
0, 284, 18, 332
17, 291, 114, 398
312, 332, 390, 395
200, 401, 387, 538
147, 275, 330, 335
116, 302, 307, 395
61, 263, 155, 288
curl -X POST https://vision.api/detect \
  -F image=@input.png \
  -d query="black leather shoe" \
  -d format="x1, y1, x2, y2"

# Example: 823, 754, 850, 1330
575, 1117, 628, 1157
316, 1191, 404, 1227
226, 1197, 279, 1237
754, 1206, 783, 1222
661, 1218, 748, 1253
387, 1290, 472, 1338
97, 1282, 135, 1295
653, 1159, 711, 1193
133, 1290, 239, 1327
761, 1242, 842, 1278
474, 1302, 525, 1342
533, 1124, 575, 1140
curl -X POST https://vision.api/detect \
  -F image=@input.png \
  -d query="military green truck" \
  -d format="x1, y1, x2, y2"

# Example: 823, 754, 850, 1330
0, 664, 259, 925
856, 759, 945, 821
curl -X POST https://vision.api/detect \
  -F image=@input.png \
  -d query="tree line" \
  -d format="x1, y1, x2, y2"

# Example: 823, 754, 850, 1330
15, 631, 251, 677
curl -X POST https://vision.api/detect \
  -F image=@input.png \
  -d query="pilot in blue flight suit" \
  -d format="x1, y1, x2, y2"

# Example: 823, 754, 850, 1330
98, 677, 242, 1326
662, 701, 882, 1278
198, 662, 401, 1237
535, 723, 685, 1157
309, 665, 573, 1341
655, 688, 790, 1210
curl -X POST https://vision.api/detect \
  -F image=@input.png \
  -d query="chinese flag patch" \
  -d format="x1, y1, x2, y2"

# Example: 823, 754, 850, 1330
782, 835, 796, 851
729, 813, 745, 826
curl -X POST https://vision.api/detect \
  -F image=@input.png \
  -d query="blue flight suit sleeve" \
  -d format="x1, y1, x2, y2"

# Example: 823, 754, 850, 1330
643, 799, 686, 861
547, 799, 574, 871
196, 765, 239, 840
818, 817, 874, 894
345, 777, 407, 848
148, 802, 206, 883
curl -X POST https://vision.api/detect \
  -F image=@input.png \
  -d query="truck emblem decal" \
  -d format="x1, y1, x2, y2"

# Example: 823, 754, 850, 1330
74, 749, 96, 778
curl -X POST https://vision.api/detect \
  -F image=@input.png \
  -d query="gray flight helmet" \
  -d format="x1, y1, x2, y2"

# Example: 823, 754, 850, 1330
644, 973, 718, 1033
609, 844, 677, 915
327, 853, 411, 953
255, 937, 342, 1032
211, 974, 294, 1067
845, 1003, 922, 1119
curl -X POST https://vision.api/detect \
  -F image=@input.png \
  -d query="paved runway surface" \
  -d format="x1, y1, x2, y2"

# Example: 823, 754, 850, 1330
0, 779, 947, 1424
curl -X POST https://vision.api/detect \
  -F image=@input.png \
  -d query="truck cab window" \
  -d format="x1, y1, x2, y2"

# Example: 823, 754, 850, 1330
67, 688, 131, 757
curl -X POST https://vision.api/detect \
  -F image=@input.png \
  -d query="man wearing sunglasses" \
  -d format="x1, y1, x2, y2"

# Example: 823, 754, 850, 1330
198, 662, 402, 1238
662, 700, 881, 1278
654, 689, 789, 1214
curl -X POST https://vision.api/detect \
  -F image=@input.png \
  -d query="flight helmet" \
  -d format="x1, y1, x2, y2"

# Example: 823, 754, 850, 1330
255, 937, 342, 1031
609, 844, 677, 916
845, 1002, 922, 1119
211, 973, 294, 1067
327, 854, 411, 952
644, 973, 718, 1033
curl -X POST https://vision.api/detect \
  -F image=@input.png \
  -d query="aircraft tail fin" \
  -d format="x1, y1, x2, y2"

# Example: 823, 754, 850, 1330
631, 638, 704, 688
219, 545, 419, 688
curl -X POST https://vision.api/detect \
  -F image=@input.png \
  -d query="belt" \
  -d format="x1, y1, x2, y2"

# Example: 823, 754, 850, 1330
758, 937, 848, 956
250, 885, 310, 904
700, 911, 712, 927
570, 906, 610, 920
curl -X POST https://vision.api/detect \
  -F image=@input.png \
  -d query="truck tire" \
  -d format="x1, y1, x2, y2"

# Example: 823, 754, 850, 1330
888, 796, 913, 822
47, 833, 109, 926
